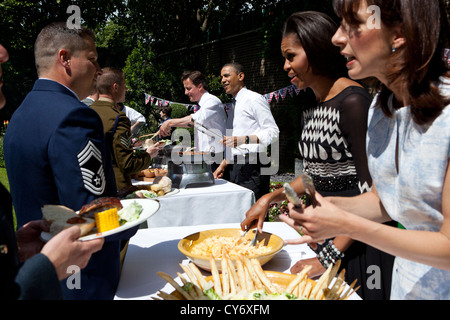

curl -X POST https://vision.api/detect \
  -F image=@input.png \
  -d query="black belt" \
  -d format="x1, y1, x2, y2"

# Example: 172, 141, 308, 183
309, 173, 359, 192
232, 152, 267, 166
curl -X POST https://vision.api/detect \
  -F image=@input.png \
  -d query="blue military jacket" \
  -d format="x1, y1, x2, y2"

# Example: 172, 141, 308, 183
4, 79, 136, 299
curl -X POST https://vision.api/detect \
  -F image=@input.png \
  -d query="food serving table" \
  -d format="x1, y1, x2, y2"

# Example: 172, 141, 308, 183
114, 222, 360, 300
132, 179, 256, 228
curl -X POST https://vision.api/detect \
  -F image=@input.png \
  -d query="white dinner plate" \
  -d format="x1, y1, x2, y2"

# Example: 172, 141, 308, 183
40, 199, 160, 242
161, 188, 179, 197
125, 188, 180, 198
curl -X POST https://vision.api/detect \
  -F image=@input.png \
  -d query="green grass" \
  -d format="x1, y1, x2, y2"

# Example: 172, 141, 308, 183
0, 167, 9, 191
0, 167, 16, 229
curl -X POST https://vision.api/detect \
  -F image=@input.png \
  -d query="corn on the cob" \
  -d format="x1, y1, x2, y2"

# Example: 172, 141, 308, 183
95, 208, 120, 233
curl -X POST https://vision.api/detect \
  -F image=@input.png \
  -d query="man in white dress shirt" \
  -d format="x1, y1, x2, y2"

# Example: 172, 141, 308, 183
81, 88, 99, 106
159, 70, 227, 170
117, 103, 146, 136
214, 62, 279, 199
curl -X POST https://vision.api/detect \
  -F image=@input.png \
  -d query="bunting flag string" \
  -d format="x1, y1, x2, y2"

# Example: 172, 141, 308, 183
144, 84, 304, 113
444, 48, 450, 68
144, 50, 450, 109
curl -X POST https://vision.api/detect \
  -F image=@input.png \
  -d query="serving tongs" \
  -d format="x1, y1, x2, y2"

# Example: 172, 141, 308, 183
193, 121, 247, 156
139, 131, 160, 140
283, 173, 317, 208
240, 220, 259, 246
284, 173, 321, 243
300, 173, 318, 208
241, 219, 256, 237
283, 183, 303, 208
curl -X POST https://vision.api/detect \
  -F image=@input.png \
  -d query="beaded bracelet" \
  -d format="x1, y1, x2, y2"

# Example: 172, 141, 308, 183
317, 240, 344, 269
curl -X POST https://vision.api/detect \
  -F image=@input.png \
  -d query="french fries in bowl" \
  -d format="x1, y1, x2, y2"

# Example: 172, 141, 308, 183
178, 228, 284, 271
155, 255, 359, 300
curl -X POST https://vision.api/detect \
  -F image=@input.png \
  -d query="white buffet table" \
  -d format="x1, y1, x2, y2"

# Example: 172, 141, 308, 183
114, 222, 360, 300
135, 179, 256, 228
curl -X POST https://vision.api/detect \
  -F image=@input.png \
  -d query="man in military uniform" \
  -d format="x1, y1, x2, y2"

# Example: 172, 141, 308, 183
91, 67, 161, 192
0, 41, 103, 300
4, 23, 136, 300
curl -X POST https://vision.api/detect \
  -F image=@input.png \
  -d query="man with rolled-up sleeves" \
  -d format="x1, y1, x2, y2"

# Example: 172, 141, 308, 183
159, 70, 227, 171
214, 62, 280, 200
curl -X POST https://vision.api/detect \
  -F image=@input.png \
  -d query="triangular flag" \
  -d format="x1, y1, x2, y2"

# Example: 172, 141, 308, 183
288, 86, 294, 98
280, 88, 287, 100
274, 91, 279, 102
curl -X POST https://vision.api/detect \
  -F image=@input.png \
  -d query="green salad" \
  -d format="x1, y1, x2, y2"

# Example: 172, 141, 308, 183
118, 201, 143, 224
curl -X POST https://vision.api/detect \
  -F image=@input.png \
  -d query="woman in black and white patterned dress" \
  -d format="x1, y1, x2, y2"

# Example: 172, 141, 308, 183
242, 11, 395, 300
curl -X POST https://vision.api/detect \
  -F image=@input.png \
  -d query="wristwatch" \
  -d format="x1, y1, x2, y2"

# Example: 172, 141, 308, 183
245, 135, 250, 144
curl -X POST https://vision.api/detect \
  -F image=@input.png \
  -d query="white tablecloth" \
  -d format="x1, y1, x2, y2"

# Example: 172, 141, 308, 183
114, 222, 360, 300
137, 179, 255, 228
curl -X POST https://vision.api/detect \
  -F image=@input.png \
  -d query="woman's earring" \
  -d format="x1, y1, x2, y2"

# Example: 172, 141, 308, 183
392, 46, 396, 53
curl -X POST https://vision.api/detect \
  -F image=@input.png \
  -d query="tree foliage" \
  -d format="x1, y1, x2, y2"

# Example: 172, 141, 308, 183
1, 0, 337, 167
123, 41, 179, 132
0, 0, 124, 120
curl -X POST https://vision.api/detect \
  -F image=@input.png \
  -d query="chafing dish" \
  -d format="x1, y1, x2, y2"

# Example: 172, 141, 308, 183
168, 151, 215, 189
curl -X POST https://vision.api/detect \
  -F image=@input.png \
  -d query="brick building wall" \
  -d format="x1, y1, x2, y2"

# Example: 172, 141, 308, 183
161, 29, 306, 173
446, 0, 450, 22
175, 29, 290, 97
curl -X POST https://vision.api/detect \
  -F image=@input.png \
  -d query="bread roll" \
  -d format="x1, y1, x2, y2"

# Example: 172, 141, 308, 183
158, 176, 172, 193
42, 205, 96, 237
150, 176, 172, 194
151, 184, 163, 192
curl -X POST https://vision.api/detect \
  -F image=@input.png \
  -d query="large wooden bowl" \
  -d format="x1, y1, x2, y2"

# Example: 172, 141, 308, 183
178, 228, 284, 271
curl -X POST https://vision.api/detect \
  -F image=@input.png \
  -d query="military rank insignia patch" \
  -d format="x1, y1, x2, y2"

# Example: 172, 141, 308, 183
120, 132, 132, 149
78, 140, 106, 195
